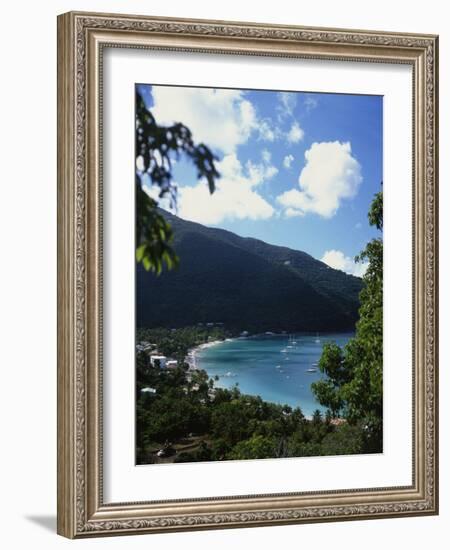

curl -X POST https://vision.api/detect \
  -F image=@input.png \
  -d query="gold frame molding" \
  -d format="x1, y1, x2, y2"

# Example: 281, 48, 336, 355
57, 11, 439, 539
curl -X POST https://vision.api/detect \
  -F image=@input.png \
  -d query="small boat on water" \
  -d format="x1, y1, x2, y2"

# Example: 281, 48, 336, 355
275, 365, 281, 369
306, 367, 318, 373
221, 371, 237, 378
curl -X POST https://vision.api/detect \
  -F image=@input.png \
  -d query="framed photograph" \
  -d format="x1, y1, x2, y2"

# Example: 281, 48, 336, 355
57, 11, 439, 538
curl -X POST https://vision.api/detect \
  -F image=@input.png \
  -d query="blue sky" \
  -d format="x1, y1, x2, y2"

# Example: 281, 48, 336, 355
137, 84, 382, 276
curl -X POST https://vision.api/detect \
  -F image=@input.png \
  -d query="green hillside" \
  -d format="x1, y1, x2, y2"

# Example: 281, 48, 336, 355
136, 211, 363, 332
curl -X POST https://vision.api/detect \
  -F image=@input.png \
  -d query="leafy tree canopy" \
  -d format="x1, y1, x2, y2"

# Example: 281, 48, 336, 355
135, 90, 220, 273
312, 190, 383, 452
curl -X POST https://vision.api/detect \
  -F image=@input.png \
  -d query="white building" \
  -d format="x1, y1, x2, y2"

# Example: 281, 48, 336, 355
150, 355, 166, 368
136, 341, 155, 353
166, 360, 178, 369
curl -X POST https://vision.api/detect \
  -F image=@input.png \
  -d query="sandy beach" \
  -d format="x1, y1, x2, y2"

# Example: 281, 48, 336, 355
186, 339, 225, 370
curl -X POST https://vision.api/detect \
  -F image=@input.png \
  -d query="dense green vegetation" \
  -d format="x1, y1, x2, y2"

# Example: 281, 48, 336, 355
312, 191, 383, 453
136, 328, 368, 464
137, 211, 363, 333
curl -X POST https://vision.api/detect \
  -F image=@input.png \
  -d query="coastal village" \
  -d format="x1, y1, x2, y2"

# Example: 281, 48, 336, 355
136, 325, 225, 382
137, 321, 250, 372
137, 337, 217, 401
138, 325, 273, 383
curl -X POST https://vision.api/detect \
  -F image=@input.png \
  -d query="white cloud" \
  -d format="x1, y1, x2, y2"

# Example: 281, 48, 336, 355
246, 161, 278, 185
321, 249, 368, 278
277, 141, 362, 218
176, 153, 275, 225
277, 92, 297, 119
150, 87, 258, 154
304, 96, 318, 112
283, 154, 295, 169
151, 86, 286, 151
261, 149, 272, 163
245, 149, 278, 186
285, 207, 304, 218
256, 119, 281, 142
287, 121, 304, 143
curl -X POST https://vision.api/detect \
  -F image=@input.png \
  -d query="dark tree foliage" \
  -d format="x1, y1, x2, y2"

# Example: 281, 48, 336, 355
312, 191, 383, 452
135, 90, 220, 273
368, 190, 383, 230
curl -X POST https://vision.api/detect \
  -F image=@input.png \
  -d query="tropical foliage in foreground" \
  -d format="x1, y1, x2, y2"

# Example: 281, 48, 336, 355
312, 191, 383, 452
135, 90, 220, 274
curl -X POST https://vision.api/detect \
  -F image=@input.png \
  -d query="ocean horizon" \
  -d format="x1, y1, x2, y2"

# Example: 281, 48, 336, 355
196, 332, 354, 417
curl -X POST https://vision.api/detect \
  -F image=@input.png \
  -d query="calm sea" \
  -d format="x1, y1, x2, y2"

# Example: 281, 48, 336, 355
196, 333, 353, 417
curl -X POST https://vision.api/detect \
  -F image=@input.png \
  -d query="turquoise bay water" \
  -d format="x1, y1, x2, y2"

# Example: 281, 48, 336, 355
196, 333, 353, 417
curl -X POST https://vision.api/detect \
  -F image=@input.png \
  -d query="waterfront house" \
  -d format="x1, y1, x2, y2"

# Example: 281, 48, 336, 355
150, 355, 167, 368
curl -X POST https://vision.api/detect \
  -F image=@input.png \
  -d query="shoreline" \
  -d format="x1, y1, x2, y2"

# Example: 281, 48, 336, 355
185, 332, 353, 419
186, 332, 295, 369
186, 338, 227, 370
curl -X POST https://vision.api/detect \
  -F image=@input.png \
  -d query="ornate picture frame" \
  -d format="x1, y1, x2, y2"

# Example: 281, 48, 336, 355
57, 11, 438, 538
